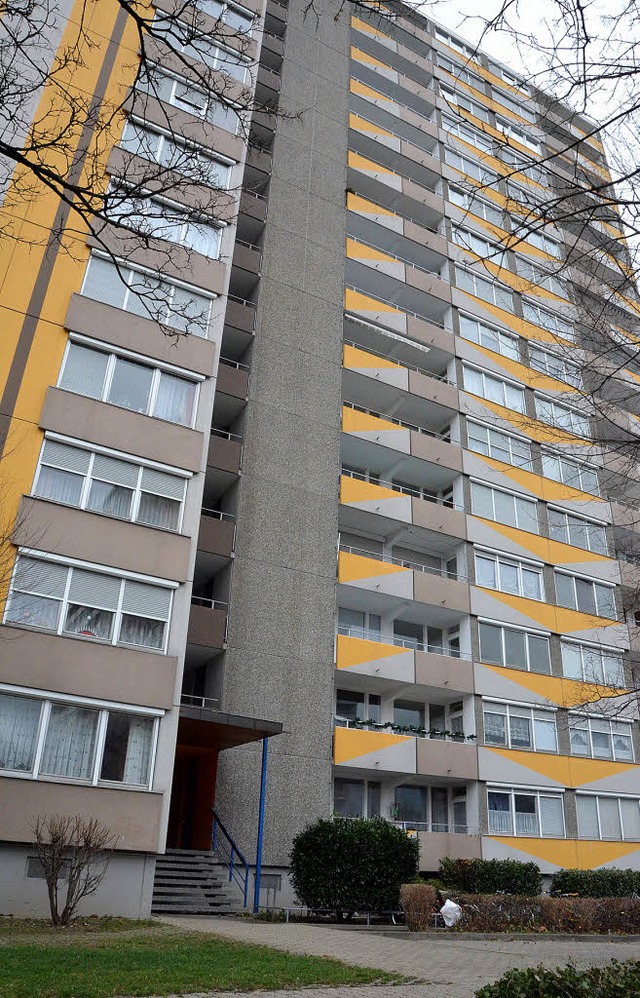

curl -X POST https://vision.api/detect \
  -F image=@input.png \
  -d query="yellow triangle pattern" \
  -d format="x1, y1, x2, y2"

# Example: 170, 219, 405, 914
475, 517, 611, 565
490, 837, 640, 869
340, 475, 400, 504
347, 192, 396, 217
349, 113, 394, 138
346, 237, 396, 264
478, 588, 620, 636
334, 726, 411, 764
336, 633, 409, 669
343, 343, 402, 371
348, 151, 396, 176
485, 747, 639, 787
350, 79, 393, 103
342, 406, 402, 434
481, 458, 602, 503
345, 288, 402, 315
338, 550, 408, 583
480, 663, 626, 708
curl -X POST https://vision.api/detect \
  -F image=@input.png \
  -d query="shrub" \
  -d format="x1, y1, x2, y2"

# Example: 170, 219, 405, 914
452, 895, 640, 934
476, 961, 640, 998
453, 893, 540, 932
289, 818, 419, 918
551, 867, 640, 897
439, 858, 541, 896
400, 883, 437, 931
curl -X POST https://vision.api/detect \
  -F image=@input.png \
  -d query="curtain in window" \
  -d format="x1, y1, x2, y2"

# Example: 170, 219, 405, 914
60, 343, 109, 399
36, 466, 84, 505
539, 796, 564, 837
123, 716, 154, 785
0, 694, 41, 772
154, 373, 196, 425
621, 800, 640, 840
488, 792, 511, 833
577, 795, 599, 838
484, 712, 506, 744
40, 704, 98, 780
514, 795, 538, 835
599, 797, 622, 839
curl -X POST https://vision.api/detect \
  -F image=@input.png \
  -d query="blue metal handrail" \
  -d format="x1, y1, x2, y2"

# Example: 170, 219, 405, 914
211, 808, 250, 908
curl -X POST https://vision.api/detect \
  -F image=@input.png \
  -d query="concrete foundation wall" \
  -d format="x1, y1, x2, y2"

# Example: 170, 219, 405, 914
0, 844, 156, 918
214, 0, 350, 866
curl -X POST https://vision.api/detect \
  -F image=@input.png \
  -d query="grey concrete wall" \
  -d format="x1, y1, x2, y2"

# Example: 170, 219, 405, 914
214, 0, 350, 867
0, 844, 155, 918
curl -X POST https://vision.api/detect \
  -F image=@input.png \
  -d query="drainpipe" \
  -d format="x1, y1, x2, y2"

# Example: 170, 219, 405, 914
252, 736, 268, 914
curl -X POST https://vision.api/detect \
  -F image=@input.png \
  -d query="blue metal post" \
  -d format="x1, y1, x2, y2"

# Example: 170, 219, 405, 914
253, 736, 268, 914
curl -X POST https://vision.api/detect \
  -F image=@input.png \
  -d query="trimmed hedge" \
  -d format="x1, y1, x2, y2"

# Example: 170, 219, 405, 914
451, 894, 640, 933
289, 817, 419, 916
476, 961, 640, 998
400, 883, 438, 931
439, 857, 542, 896
551, 867, 640, 897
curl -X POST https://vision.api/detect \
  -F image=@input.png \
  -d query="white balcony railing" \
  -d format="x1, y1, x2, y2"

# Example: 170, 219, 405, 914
336, 624, 466, 658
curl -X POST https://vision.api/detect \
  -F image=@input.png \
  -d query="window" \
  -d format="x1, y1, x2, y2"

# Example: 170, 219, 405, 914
434, 27, 475, 59
337, 606, 381, 641
475, 550, 543, 599
333, 778, 381, 818
335, 689, 381, 725
449, 186, 505, 228
561, 641, 626, 687
463, 365, 525, 412
488, 787, 564, 836
81, 254, 213, 337
529, 346, 582, 387
496, 117, 541, 153
471, 481, 538, 533
153, 17, 249, 82
453, 227, 506, 267
517, 258, 567, 297
120, 121, 233, 189
555, 572, 617, 619
0, 690, 157, 787
456, 269, 513, 310
500, 147, 546, 185
522, 230, 561, 257
479, 620, 551, 673
137, 64, 242, 133
58, 340, 198, 428
195, 0, 254, 32
542, 451, 599, 495
490, 63, 530, 94
106, 183, 222, 259
441, 86, 489, 123
437, 55, 484, 91
483, 701, 557, 752
5, 554, 174, 651
442, 114, 493, 153
522, 301, 575, 340
569, 715, 633, 762
492, 90, 535, 123
535, 395, 591, 438
577, 794, 640, 841
466, 420, 532, 469
444, 148, 497, 185
394, 784, 427, 824
459, 314, 519, 360
33, 439, 187, 531
548, 508, 608, 555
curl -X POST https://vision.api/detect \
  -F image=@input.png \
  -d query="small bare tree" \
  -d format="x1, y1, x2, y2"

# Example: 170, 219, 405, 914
31, 814, 118, 926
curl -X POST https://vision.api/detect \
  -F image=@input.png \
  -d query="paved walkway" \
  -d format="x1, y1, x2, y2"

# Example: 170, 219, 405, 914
156, 916, 640, 998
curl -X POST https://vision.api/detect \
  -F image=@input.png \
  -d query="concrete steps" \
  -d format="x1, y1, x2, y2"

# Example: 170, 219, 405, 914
152, 849, 242, 916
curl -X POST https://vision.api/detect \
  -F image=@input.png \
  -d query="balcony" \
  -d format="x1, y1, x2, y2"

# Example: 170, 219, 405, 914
196, 509, 236, 575
217, 357, 249, 400
335, 627, 473, 694
334, 722, 476, 778
344, 284, 449, 342
350, 64, 436, 121
417, 829, 481, 868
187, 597, 227, 664
350, 94, 439, 158
347, 149, 443, 232
338, 547, 469, 615
342, 341, 457, 412
341, 402, 462, 475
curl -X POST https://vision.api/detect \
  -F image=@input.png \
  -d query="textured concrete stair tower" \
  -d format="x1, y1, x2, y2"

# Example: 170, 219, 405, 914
151, 849, 243, 915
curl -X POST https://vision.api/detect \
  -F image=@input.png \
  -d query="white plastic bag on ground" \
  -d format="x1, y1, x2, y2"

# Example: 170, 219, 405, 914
440, 899, 463, 927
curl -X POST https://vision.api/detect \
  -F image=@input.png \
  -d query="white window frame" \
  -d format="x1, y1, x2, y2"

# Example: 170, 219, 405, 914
471, 479, 538, 533
459, 313, 519, 360
449, 186, 505, 227
442, 113, 493, 153
0, 684, 161, 789
487, 785, 565, 837
547, 506, 608, 555
58, 335, 202, 429
560, 639, 626, 687
496, 117, 541, 152
529, 346, 582, 388
478, 618, 551, 674
195, 0, 254, 33
463, 363, 526, 412
522, 301, 575, 340
466, 418, 533, 470
453, 226, 506, 267
483, 699, 558, 752
153, 15, 250, 83
554, 571, 618, 620
4, 551, 177, 653
456, 268, 514, 310
541, 450, 600, 495
569, 714, 634, 762
522, 229, 562, 257
137, 63, 242, 134
490, 63, 530, 94
437, 54, 485, 91
444, 148, 497, 185
576, 792, 640, 841
434, 27, 476, 59
440, 85, 489, 123
120, 119, 234, 189
492, 89, 535, 123
81, 253, 216, 338
517, 257, 567, 298
32, 435, 190, 532
475, 548, 544, 601
535, 394, 591, 438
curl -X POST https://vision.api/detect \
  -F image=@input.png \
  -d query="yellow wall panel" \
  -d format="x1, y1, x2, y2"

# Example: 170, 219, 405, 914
336, 634, 405, 669
475, 517, 611, 566
481, 663, 625, 708
342, 405, 401, 434
340, 476, 399, 504
338, 550, 408, 583
489, 836, 640, 869
334, 726, 411, 764
345, 288, 402, 314
343, 344, 402, 370
485, 747, 639, 788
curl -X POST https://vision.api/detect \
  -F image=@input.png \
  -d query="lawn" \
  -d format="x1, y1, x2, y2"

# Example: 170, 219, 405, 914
0, 917, 401, 998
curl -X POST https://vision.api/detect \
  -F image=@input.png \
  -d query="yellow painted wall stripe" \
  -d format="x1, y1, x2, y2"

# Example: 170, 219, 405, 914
346, 237, 397, 264
336, 633, 408, 669
343, 343, 403, 371
340, 475, 400, 503
489, 836, 640, 869
334, 726, 410, 764
345, 288, 403, 315
348, 150, 396, 176
338, 550, 409, 583
475, 517, 611, 565
349, 113, 394, 138
347, 192, 396, 217
342, 405, 402, 434
485, 747, 638, 787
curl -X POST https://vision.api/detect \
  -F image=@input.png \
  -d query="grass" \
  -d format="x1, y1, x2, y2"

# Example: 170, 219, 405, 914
0, 917, 402, 998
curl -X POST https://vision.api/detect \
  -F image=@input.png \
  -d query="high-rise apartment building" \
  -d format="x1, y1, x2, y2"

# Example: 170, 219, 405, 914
1, 0, 639, 917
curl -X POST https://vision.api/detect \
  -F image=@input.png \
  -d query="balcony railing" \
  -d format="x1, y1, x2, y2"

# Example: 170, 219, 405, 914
340, 466, 464, 511
343, 399, 452, 439
350, 106, 439, 157
210, 426, 243, 443
334, 714, 474, 741
348, 236, 444, 278
343, 336, 455, 384
201, 507, 236, 522
336, 624, 465, 658
345, 284, 447, 328
348, 184, 442, 235
191, 595, 228, 610
339, 543, 466, 582
181, 693, 220, 710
